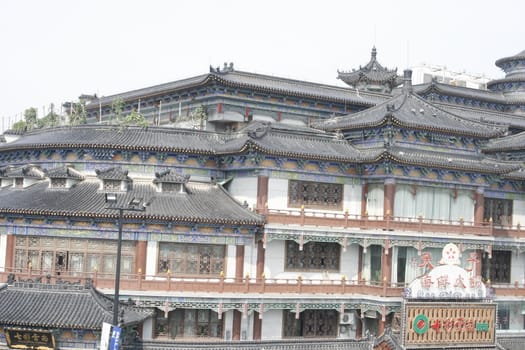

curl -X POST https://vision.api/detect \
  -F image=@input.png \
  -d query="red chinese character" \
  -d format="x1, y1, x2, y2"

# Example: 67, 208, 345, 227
469, 276, 482, 289
455, 275, 466, 289
443, 318, 454, 332
437, 275, 450, 289
430, 319, 441, 332
420, 275, 433, 289
465, 319, 475, 332
455, 317, 465, 331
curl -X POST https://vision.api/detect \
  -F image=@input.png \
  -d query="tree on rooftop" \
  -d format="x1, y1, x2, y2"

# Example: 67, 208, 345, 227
23, 107, 38, 130
122, 109, 148, 128
69, 101, 87, 126
111, 98, 124, 125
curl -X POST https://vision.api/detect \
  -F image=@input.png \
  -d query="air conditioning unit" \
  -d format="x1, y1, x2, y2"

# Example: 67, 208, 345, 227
340, 312, 354, 325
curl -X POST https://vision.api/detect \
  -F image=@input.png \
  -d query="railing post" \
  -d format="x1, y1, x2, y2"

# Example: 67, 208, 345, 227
244, 273, 250, 293
137, 268, 143, 290
167, 270, 171, 291
297, 275, 302, 294
300, 205, 305, 226
341, 275, 346, 294
344, 209, 349, 228
93, 268, 98, 287
260, 273, 266, 294
220, 271, 225, 293
460, 217, 464, 234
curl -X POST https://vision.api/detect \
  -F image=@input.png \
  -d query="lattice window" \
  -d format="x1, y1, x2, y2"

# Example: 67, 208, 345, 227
158, 309, 222, 339
50, 178, 66, 188
482, 250, 511, 284
283, 309, 338, 338
103, 179, 121, 191
13, 236, 136, 275
484, 198, 513, 226
288, 180, 343, 210
285, 241, 340, 272
158, 243, 225, 276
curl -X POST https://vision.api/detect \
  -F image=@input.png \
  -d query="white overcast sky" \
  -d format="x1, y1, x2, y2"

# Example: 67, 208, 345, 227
1, 0, 524, 128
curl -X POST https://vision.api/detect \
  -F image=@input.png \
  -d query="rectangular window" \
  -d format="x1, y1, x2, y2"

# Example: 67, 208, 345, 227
13, 236, 135, 275
497, 306, 509, 330
285, 241, 340, 272
158, 243, 225, 276
396, 247, 407, 283
103, 180, 121, 191
158, 309, 222, 339
370, 245, 382, 282
484, 198, 513, 226
288, 180, 343, 210
482, 250, 511, 284
283, 309, 338, 338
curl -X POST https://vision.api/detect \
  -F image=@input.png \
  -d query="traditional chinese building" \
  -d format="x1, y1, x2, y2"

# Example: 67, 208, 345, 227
0, 279, 153, 349
0, 48, 524, 350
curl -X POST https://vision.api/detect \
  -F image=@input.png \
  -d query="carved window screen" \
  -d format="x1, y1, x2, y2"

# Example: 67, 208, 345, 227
159, 243, 225, 276
483, 198, 512, 226
288, 180, 343, 210
482, 250, 511, 284
285, 240, 340, 272
283, 309, 338, 338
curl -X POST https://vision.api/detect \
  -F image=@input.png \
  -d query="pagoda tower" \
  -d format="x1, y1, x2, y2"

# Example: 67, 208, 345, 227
337, 46, 402, 94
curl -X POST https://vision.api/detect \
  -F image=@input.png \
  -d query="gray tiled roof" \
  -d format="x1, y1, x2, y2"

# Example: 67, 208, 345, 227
96, 166, 130, 181
495, 49, 525, 68
87, 69, 388, 109
217, 121, 379, 162
315, 91, 506, 138
0, 178, 264, 225
436, 104, 525, 129
337, 47, 401, 86
0, 282, 152, 329
45, 165, 84, 180
154, 170, 190, 184
388, 146, 520, 174
0, 125, 220, 154
483, 131, 525, 152
2, 165, 45, 179
413, 82, 506, 104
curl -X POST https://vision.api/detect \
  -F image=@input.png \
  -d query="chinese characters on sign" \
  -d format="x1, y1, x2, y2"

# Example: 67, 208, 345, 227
5, 329, 55, 350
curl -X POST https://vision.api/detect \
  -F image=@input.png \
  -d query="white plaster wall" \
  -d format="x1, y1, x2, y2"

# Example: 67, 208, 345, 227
145, 241, 158, 277
513, 199, 525, 227
244, 243, 256, 278
263, 239, 359, 281
510, 252, 525, 285
261, 309, 283, 340
226, 245, 237, 278
268, 178, 288, 209
228, 177, 258, 210
0, 233, 6, 272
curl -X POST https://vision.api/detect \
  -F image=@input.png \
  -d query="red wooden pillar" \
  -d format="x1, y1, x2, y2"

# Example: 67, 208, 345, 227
361, 182, 368, 218
232, 310, 242, 340
378, 316, 385, 335
252, 311, 262, 340
384, 179, 396, 219
474, 188, 485, 225
357, 246, 363, 282
256, 176, 269, 212
256, 240, 265, 279
236, 245, 245, 281
135, 240, 147, 275
382, 246, 392, 286
5, 233, 14, 272
355, 313, 363, 339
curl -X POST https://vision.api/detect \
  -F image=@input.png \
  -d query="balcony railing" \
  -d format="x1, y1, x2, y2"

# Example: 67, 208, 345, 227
2, 268, 525, 297
259, 207, 524, 238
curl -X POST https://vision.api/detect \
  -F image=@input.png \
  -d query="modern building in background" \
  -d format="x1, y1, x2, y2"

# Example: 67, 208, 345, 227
0, 48, 524, 350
